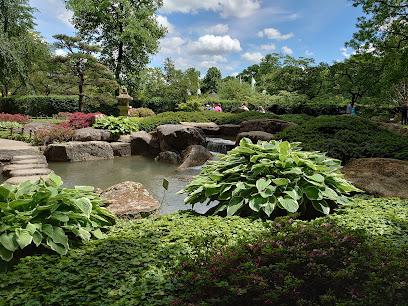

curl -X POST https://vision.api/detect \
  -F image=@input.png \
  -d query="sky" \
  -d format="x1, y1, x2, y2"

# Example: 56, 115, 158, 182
29, 0, 364, 78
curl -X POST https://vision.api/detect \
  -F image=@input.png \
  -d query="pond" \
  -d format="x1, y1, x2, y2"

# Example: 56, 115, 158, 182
1, 156, 215, 215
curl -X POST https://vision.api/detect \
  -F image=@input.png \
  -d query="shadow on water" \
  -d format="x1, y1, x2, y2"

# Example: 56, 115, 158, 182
46, 155, 215, 215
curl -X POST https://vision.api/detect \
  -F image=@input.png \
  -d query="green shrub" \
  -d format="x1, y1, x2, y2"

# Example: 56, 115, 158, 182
0, 131, 31, 143
32, 125, 76, 145
180, 138, 360, 219
0, 121, 22, 130
176, 100, 203, 112
93, 116, 139, 135
174, 218, 408, 305
0, 174, 116, 265
277, 115, 408, 163
132, 97, 177, 114
128, 107, 155, 117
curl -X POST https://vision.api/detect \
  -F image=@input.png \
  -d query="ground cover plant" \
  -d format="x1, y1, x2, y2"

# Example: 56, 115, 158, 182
0, 174, 116, 268
180, 138, 360, 219
277, 115, 408, 163
32, 125, 76, 145
93, 115, 139, 135
0, 113, 30, 123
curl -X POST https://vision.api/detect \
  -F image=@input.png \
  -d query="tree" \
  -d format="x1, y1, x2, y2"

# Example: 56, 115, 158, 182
218, 79, 251, 101
0, 0, 39, 96
202, 67, 222, 94
65, 0, 167, 93
52, 35, 119, 112
184, 67, 201, 96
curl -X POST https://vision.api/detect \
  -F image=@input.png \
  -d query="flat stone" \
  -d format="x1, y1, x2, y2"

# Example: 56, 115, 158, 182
0, 139, 40, 161
12, 159, 48, 165
2, 163, 48, 176
110, 142, 131, 157
11, 155, 46, 162
4, 175, 50, 185
10, 168, 53, 177
100, 181, 161, 219
219, 124, 241, 136
44, 141, 114, 162
180, 122, 220, 135
75, 127, 114, 142
240, 119, 297, 134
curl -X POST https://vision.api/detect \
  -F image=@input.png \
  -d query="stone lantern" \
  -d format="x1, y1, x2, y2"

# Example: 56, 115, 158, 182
116, 86, 133, 116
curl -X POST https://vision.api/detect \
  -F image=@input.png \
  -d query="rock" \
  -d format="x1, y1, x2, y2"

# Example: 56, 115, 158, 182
155, 151, 181, 164
206, 138, 235, 154
341, 158, 408, 199
240, 119, 297, 134
180, 122, 220, 135
4, 175, 50, 185
219, 124, 241, 136
0, 139, 40, 161
12, 158, 47, 165
110, 142, 131, 157
9, 168, 53, 177
11, 155, 46, 162
75, 127, 113, 141
130, 131, 160, 156
2, 163, 48, 177
235, 131, 275, 145
156, 124, 206, 152
99, 181, 161, 219
178, 145, 212, 171
375, 122, 408, 137
44, 141, 114, 162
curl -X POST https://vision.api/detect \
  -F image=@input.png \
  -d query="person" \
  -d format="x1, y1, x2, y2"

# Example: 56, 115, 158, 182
258, 106, 266, 113
400, 102, 408, 125
213, 104, 222, 112
241, 102, 249, 111
209, 103, 214, 111
346, 102, 353, 114
351, 102, 356, 116
205, 104, 211, 110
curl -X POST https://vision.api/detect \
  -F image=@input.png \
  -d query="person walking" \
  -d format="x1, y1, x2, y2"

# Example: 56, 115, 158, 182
213, 104, 222, 112
401, 102, 408, 125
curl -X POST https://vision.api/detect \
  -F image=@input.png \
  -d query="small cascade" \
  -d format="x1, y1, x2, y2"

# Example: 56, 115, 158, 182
206, 137, 235, 154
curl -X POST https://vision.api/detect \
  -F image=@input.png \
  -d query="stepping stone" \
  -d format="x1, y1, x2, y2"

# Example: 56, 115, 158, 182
4, 175, 49, 185
11, 159, 48, 165
0, 139, 40, 161
2, 163, 48, 177
11, 155, 46, 162
9, 168, 53, 177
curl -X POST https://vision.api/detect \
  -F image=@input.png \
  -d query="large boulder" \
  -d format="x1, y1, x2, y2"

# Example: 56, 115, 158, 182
44, 141, 114, 162
240, 119, 297, 134
75, 128, 114, 141
341, 158, 408, 199
219, 124, 241, 136
110, 142, 131, 157
155, 151, 181, 164
235, 131, 275, 145
180, 122, 220, 135
156, 124, 206, 152
0, 139, 40, 161
130, 131, 160, 156
178, 145, 212, 171
99, 181, 161, 219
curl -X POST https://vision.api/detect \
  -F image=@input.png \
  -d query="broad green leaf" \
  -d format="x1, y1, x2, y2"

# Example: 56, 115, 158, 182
15, 229, 33, 249
278, 196, 299, 213
73, 227, 92, 241
249, 196, 268, 212
307, 174, 325, 183
263, 201, 276, 217
214, 204, 228, 214
50, 211, 70, 222
91, 228, 107, 239
74, 186, 95, 192
162, 178, 169, 191
0, 186, 11, 201
239, 137, 253, 147
227, 197, 244, 216
0, 233, 19, 252
336, 195, 353, 205
46, 237, 68, 256
205, 188, 219, 197
48, 173, 63, 187
312, 200, 330, 215
272, 178, 289, 186
0, 244, 13, 261
219, 190, 232, 200
284, 188, 299, 200
260, 185, 276, 198
25, 223, 37, 234
321, 187, 338, 200
256, 178, 271, 192
52, 227, 69, 249
75, 197, 92, 218
304, 186, 323, 200
9, 199, 31, 210
32, 231, 43, 247
279, 141, 290, 152
282, 168, 303, 175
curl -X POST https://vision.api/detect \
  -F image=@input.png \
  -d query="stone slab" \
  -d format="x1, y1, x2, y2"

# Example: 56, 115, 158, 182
2, 163, 48, 176
11, 155, 46, 162
12, 159, 48, 165
4, 175, 49, 185
10, 168, 53, 177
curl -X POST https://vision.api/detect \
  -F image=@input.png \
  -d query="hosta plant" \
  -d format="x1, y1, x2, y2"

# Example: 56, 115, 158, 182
0, 173, 116, 262
93, 116, 139, 135
180, 138, 360, 219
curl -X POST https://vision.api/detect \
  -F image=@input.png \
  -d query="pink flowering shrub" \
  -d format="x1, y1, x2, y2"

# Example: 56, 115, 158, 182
33, 125, 76, 145
59, 112, 105, 129
0, 112, 31, 123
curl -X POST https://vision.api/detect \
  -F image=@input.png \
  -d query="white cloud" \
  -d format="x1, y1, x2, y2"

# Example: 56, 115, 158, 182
159, 37, 186, 54
213, 55, 228, 62
205, 24, 229, 34
54, 49, 67, 56
160, 0, 260, 18
258, 28, 294, 40
224, 66, 234, 71
187, 35, 242, 55
340, 47, 351, 58
231, 72, 239, 77
241, 52, 263, 63
198, 60, 218, 69
305, 50, 314, 56
156, 15, 175, 34
261, 43, 276, 51
281, 46, 293, 54
56, 9, 74, 28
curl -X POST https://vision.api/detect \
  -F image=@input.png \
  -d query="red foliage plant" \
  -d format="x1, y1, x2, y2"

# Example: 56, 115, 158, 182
59, 112, 105, 129
33, 125, 76, 145
0, 113, 31, 123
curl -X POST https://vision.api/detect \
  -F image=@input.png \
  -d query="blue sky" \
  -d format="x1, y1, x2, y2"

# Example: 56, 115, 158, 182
29, 0, 364, 78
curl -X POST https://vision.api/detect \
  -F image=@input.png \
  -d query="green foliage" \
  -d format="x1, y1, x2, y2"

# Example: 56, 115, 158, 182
180, 138, 360, 219
128, 107, 155, 117
93, 116, 139, 135
0, 173, 116, 264
0, 131, 31, 143
176, 100, 203, 112
174, 218, 408, 305
277, 115, 408, 163
0, 121, 22, 130
202, 67, 222, 94
0, 211, 270, 305
132, 97, 177, 114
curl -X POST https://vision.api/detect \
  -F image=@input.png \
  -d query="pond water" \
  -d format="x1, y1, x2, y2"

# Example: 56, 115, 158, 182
1, 156, 216, 215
